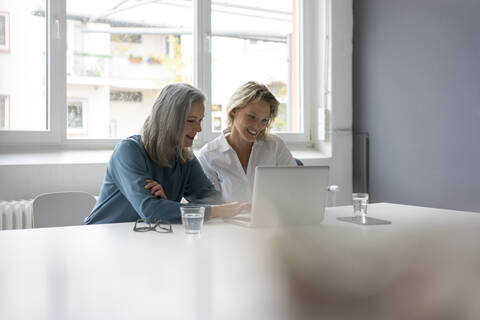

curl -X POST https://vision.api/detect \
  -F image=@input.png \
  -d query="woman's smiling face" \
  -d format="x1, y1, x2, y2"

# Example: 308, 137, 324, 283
183, 101, 204, 147
230, 100, 271, 143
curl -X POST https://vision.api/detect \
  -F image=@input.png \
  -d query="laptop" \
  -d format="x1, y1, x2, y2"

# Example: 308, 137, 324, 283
224, 165, 330, 227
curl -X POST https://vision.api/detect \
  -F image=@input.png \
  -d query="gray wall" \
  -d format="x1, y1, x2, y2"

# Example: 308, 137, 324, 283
353, 0, 480, 212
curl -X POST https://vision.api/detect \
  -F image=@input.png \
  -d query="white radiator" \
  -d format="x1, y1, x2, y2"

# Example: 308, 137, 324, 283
0, 200, 33, 230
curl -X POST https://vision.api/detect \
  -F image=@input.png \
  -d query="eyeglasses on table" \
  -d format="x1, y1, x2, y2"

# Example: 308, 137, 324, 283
133, 218, 173, 233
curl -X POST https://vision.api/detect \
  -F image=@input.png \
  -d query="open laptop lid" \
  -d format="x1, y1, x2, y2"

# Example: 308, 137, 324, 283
250, 165, 330, 227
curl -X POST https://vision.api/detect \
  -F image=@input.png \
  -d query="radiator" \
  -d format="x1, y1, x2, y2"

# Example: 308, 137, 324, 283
0, 200, 33, 230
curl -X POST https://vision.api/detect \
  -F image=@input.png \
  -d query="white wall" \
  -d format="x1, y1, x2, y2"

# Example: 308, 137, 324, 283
0, 163, 107, 201
327, 0, 353, 205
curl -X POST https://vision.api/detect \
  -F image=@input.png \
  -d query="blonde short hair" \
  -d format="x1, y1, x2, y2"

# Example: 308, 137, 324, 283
141, 83, 206, 167
226, 81, 279, 140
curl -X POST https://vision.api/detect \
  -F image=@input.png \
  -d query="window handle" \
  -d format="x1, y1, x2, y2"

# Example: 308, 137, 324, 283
206, 34, 211, 54
55, 19, 61, 39
327, 185, 340, 207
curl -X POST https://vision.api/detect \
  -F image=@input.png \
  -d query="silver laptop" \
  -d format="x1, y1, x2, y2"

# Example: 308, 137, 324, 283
224, 166, 330, 227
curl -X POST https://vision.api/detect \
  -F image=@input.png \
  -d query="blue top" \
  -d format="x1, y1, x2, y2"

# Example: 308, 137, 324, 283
84, 135, 222, 224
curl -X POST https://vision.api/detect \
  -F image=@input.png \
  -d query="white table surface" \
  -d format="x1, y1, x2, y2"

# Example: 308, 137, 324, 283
1, 203, 480, 320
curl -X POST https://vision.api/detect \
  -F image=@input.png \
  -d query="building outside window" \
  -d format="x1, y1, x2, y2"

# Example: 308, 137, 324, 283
67, 99, 87, 136
0, 1, 46, 133
0, 0, 329, 146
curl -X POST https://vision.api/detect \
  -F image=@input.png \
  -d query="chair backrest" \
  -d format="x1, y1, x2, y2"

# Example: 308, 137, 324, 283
294, 158, 304, 166
32, 191, 97, 228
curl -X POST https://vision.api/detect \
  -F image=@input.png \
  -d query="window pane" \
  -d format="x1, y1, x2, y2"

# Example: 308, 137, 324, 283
211, 0, 298, 133
0, 2, 46, 130
66, 0, 193, 139
67, 99, 88, 137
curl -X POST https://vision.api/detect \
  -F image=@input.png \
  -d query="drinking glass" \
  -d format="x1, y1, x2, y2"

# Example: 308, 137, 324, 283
352, 193, 369, 217
181, 206, 205, 234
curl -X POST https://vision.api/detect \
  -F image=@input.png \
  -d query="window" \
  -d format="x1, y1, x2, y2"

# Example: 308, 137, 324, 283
0, 95, 10, 128
65, 0, 193, 139
0, 0, 324, 146
0, 2, 46, 133
211, 103, 223, 131
210, 1, 297, 134
67, 99, 87, 136
0, 11, 10, 53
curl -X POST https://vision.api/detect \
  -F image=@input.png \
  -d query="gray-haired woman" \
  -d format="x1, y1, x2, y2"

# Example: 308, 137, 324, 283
84, 83, 248, 224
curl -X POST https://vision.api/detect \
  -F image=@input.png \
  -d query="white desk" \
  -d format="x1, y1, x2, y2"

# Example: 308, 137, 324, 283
1, 203, 480, 320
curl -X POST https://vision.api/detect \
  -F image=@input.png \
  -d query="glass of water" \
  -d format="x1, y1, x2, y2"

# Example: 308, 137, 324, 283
181, 206, 205, 234
352, 193, 369, 217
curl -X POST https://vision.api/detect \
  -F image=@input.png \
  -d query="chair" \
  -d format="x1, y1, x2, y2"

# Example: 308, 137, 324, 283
294, 158, 304, 166
32, 191, 97, 228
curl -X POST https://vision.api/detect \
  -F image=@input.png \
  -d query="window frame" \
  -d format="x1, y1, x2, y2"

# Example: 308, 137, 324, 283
0, 0, 321, 148
0, 94, 11, 129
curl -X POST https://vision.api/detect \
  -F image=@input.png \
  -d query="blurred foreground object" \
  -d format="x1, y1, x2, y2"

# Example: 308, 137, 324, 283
274, 224, 480, 320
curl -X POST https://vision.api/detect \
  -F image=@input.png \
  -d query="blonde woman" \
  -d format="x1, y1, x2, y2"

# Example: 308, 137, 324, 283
198, 81, 297, 203
84, 83, 248, 224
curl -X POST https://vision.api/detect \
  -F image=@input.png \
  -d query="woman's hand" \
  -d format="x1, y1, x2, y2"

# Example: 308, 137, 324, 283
145, 179, 168, 200
210, 202, 251, 219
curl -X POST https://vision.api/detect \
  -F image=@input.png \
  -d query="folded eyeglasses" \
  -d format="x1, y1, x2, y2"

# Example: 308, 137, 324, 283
133, 218, 173, 233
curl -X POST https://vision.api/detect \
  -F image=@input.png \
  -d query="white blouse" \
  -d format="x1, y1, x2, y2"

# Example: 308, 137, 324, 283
197, 131, 297, 203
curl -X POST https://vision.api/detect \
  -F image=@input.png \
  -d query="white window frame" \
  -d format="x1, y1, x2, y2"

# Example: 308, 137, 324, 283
0, 0, 325, 148
0, 94, 11, 128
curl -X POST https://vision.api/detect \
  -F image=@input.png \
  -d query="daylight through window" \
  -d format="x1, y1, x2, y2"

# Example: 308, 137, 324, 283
0, 0, 312, 144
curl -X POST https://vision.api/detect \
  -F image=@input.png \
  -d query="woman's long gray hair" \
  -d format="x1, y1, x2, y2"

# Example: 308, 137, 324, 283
141, 83, 206, 166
